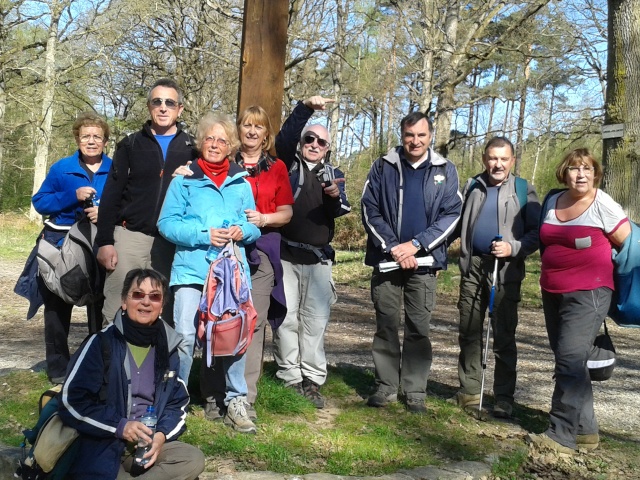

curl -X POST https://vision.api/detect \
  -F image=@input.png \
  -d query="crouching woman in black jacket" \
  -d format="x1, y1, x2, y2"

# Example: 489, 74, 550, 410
59, 268, 205, 480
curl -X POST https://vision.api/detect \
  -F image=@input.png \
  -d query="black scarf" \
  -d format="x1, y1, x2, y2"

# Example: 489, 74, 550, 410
121, 311, 170, 385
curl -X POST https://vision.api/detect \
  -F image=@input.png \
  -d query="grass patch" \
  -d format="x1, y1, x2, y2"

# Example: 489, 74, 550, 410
2, 362, 525, 476
0, 213, 41, 261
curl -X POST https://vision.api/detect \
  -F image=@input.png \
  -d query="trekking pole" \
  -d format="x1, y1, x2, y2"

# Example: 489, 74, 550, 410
478, 235, 501, 420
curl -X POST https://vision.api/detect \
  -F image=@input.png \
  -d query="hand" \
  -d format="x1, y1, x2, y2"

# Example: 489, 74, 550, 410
303, 96, 336, 111
122, 420, 153, 444
141, 432, 166, 469
97, 245, 118, 271
84, 206, 99, 224
172, 161, 193, 177
228, 225, 244, 242
491, 240, 512, 258
210, 227, 231, 247
323, 177, 345, 198
76, 186, 96, 203
391, 241, 420, 270
244, 209, 262, 226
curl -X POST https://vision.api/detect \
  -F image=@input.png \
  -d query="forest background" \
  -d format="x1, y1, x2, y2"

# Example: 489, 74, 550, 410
0, 0, 622, 244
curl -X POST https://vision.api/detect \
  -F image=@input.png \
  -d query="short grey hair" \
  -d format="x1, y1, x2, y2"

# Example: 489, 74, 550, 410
147, 78, 184, 105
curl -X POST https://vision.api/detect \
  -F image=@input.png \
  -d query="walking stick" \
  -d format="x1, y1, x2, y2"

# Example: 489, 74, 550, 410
478, 235, 501, 419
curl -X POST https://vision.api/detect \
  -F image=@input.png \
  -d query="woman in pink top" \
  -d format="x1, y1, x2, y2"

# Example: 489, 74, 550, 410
529, 149, 630, 453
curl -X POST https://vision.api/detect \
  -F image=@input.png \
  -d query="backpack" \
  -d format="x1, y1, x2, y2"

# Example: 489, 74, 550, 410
197, 242, 258, 365
609, 221, 640, 327
15, 333, 111, 480
36, 217, 101, 306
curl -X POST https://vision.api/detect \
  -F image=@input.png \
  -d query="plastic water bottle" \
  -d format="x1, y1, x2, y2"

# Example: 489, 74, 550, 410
135, 406, 157, 465
205, 219, 230, 261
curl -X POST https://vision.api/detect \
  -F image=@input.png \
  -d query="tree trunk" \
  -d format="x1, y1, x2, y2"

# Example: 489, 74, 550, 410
515, 51, 532, 176
30, 0, 63, 222
603, 0, 640, 220
237, 0, 289, 131
329, 0, 345, 165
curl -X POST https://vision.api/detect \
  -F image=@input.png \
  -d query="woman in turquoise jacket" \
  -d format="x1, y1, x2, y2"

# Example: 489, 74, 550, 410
31, 112, 112, 384
157, 112, 260, 434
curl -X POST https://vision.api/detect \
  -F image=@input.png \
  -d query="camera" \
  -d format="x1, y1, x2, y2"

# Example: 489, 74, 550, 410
316, 166, 335, 188
83, 193, 95, 209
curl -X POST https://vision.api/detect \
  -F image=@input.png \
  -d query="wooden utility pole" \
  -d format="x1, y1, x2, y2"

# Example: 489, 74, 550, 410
237, 0, 289, 131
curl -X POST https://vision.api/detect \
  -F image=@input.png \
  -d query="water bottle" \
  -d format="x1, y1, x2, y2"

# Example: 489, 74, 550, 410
205, 219, 230, 261
135, 406, 157, 465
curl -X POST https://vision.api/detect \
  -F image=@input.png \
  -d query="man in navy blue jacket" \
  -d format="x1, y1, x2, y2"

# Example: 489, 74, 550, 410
361, 112, 462, 413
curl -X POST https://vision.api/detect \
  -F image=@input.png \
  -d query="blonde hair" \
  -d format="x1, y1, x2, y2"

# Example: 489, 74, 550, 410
196, 112, 240, 154
237, 105, 275, 152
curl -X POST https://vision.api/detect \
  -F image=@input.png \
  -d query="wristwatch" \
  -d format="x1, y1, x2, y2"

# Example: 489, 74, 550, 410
411, 238, 421, 250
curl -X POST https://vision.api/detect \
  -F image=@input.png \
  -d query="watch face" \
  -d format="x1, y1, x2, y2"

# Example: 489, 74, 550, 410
412, 239, 420, 248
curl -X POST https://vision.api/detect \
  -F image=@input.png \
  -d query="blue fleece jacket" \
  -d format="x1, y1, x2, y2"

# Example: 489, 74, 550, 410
32, 151, 112, 226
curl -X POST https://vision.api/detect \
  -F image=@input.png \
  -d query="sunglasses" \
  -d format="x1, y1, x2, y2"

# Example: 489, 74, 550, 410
128, 291, 163, 303
303, 135, 329, 148
149, 98, 180, 109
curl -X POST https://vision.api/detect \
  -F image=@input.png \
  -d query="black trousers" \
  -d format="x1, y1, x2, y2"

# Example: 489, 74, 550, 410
42, 281, 103, 381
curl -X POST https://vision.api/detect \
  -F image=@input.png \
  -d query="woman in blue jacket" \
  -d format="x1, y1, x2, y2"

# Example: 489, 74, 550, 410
157, 112, 260, 434
31, 112, 112, 384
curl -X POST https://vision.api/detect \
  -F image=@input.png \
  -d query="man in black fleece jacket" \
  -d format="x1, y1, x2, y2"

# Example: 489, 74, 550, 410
96, 79, 197, 325
273, 96, 351, 408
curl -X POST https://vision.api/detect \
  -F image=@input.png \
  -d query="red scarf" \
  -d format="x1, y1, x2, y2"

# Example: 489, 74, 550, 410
199, 157, 229, 187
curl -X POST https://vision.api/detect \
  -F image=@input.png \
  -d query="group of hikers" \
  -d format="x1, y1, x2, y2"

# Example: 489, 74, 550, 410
15, 77, 631, 478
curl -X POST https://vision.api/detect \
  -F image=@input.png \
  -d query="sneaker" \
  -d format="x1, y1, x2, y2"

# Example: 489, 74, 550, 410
405, 397, 427, 413
576, 433, 599, 450
493, 401, 513, 419
302, 378, 325, 408
204, 401, 225, 422
224, 397, 257, 434
526, 433, 574, 454
287, 381, 304, 396
367, 391, 398, 408
246, 403, 258, 421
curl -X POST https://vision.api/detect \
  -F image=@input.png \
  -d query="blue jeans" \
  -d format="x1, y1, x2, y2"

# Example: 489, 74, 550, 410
173, 286, 202, 382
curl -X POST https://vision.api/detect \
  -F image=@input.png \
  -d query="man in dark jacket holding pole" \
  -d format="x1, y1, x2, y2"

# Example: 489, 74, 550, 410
361, 111, 462, 413
96, 79, 197, 325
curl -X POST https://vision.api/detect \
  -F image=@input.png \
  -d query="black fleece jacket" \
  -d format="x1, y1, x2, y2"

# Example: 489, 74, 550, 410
96, 122, 197, 247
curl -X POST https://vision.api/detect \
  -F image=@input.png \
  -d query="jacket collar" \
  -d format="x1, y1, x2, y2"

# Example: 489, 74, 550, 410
186, 158, 248, 182
113, 309, 182, 353
383, 146, 447, 167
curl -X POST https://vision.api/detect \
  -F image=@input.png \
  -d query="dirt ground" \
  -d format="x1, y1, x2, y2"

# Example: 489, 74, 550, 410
3, 256, 640, 477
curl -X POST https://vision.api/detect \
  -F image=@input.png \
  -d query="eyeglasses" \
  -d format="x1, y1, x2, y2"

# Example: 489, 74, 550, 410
128, 291, 163, 303
79, 134, 105, 144
149, 98, 181, 109
303, 135, 329, 148
567, 166, 595, 175
203, 136, 229, 148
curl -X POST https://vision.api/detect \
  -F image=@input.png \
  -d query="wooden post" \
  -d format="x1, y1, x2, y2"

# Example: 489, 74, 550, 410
237, 0, 289, 131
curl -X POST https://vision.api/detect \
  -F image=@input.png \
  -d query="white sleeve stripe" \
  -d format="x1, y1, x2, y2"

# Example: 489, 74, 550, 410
61, 335, 117, 434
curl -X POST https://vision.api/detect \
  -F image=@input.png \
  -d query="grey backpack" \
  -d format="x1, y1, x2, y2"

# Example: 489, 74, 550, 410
36, 218, 100, 306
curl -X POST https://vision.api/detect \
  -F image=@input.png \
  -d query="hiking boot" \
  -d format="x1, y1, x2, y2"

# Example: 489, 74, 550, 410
246, 403, 258, 421
302, 378, 325, 408
204, 401, 225, 422
367, 391, 398, 408
492, 401, 513, 419
576, 433, 600, 450
405, 397, 427, 413
526, 433, 574, 454
287, 381, 304, 396
447, 392, 481, 411
224, 397, 257, 434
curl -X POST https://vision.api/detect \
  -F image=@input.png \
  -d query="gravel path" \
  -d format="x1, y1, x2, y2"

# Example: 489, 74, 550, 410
3, 257, 640, 440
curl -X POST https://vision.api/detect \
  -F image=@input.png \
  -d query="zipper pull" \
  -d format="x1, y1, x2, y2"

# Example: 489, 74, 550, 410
159, 169, 164, 178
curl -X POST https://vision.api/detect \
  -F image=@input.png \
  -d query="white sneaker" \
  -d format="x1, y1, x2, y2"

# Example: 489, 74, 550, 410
224, 397, 257, 434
